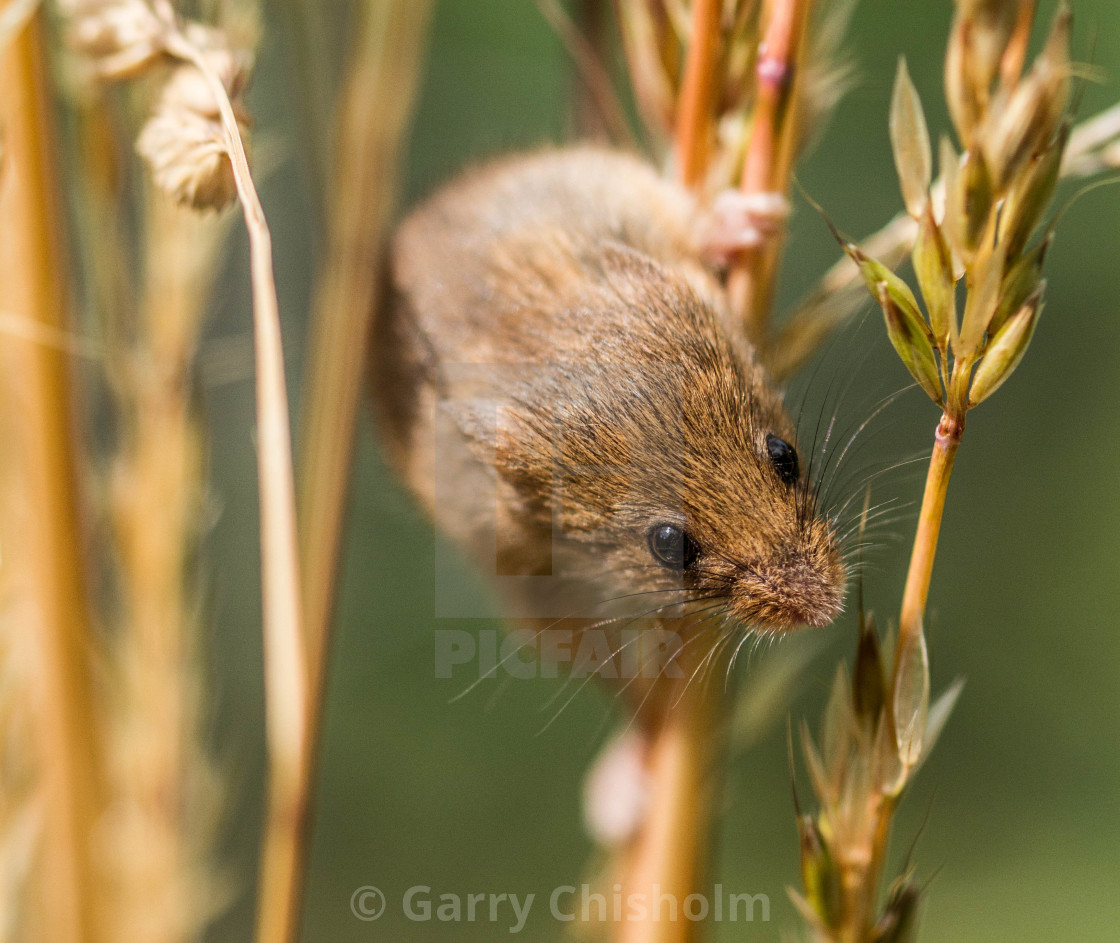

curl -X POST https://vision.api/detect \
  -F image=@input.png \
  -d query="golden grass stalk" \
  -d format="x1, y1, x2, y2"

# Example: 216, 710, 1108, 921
672, 0, 721, 187
0, 0, 39, 50
615, 641, 730, 943
0, 605, 36, 942
276, 2, 433, 937
0, 12, 105, 943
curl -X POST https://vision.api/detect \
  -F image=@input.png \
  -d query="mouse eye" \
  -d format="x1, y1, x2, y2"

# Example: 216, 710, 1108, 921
648, 523, 701, 570
765, 433, 800, 486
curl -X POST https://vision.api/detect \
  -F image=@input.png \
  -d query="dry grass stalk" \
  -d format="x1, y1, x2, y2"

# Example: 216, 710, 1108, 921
673, 0, 722, 186
139, 11, 310, 940
299, 0, 434, 713
0, 0, 40, 51
287, 2, 434, 938
0, 604, 37, 943
2, 5, 433, 939
727, 0, 814, 348
0, 12, 106, 943
614, 640, 731, 943
59, 58, 217, 943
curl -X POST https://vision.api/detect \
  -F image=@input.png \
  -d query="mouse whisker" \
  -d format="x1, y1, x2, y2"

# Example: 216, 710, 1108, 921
539, 599, 732, 734
450, 591, 719, 706
813, 385, 918, 511
615, 616, 728, 735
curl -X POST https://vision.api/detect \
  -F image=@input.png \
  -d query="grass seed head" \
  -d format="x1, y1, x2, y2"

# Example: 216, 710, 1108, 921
853, 1, 1073, 418
57, 0, 163, 79
135, 29, 253, 211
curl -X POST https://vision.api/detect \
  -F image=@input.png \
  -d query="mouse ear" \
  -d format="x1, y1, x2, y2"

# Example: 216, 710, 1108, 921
434, 383, 545, 496
433, 395, 497, 465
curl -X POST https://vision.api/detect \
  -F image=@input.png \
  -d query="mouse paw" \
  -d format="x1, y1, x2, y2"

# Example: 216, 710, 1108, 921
696, 190, 790, 268
582, 728, 650, 847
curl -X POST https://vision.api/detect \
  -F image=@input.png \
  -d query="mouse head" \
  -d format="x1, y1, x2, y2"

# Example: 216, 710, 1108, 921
494, 254, 848, 635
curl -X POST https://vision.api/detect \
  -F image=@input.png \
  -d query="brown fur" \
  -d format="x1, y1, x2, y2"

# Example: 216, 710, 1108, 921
373, 146, 846, 644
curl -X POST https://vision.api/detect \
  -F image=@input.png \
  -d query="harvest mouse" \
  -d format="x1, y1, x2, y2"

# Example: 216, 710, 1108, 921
373, 146, 846, 714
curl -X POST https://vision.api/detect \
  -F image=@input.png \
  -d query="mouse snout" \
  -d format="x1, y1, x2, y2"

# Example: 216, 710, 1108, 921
727, 539, 847, 633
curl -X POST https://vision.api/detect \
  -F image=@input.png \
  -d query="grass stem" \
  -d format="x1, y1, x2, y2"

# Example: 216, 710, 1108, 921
299, 0, 433, 704
673, 0, 721, 188
616, 628, 731, 943
730, 0, 814, 345
895, 414, 962, 675
0, 13, 104, 943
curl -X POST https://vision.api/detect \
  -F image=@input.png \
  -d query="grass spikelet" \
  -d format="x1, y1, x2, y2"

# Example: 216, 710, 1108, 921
136, 36, 252, 210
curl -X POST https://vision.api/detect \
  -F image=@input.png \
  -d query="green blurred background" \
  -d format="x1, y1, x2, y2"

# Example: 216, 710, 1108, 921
202, 2, 1120, 940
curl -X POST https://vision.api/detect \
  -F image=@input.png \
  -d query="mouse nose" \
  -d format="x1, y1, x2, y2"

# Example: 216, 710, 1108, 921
728, 549, 847, 632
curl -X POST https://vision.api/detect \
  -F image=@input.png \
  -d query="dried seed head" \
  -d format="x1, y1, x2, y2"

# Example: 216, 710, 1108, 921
944, 17, 978, 146
856, 2, 1069, 419
57, 0, 164, 80
945, 0, 1021, 145
136, 102, 237, 210
136, 34, 253, 211
177, 23, 254, 106
985, 5, 1071, 189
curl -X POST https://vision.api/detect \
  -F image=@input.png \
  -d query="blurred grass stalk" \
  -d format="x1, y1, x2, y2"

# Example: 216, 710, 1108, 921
103, 183, 231, 943
297, 0, 433, 721
0, 11, 106, 943
286, 0, 432, 939
131, 8, 313, 941
0, 0, 434, 939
